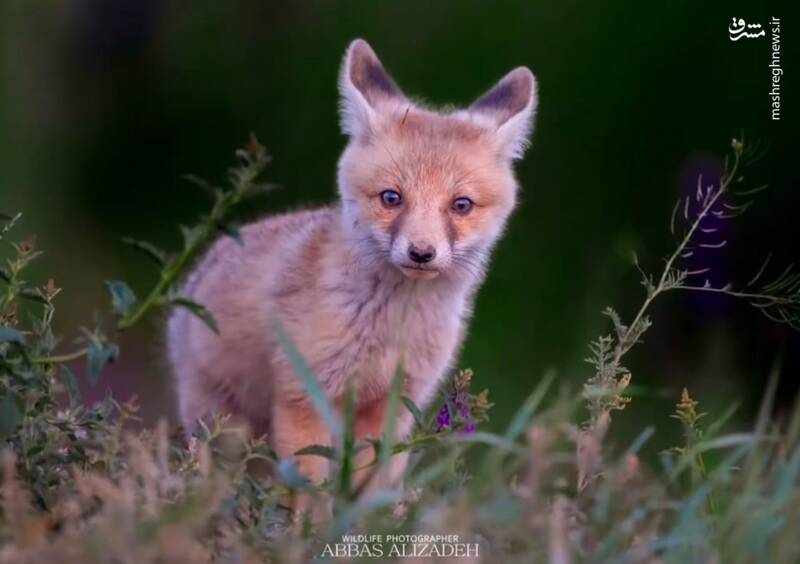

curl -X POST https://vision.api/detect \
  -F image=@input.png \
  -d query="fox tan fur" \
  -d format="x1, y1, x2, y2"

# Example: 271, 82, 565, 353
167, 39, 537, 500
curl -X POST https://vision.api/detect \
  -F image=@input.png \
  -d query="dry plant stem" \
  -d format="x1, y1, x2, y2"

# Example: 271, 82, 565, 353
613, 148, 742, 366
677, 285, 798, 306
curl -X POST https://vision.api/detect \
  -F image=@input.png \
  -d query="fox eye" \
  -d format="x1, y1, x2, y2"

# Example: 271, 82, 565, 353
380, 189, 402, 208
452, 197, 474, 215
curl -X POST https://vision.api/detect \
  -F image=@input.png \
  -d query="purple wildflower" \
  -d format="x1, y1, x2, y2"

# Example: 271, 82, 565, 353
435, 370, 478, 434
436, 403, 451, 431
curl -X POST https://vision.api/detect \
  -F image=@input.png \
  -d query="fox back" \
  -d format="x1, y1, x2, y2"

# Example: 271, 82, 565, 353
167, 39, 537, 497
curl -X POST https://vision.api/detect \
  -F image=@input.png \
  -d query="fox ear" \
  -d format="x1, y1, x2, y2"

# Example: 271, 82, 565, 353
470, 67, 537, 160
339, 39, 405, 139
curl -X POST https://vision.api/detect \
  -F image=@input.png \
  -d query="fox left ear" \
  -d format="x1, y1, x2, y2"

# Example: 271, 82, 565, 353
339, 39, 405, 140
470, 67, 538, 160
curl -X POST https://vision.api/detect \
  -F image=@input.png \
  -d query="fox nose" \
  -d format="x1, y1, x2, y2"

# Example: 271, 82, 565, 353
408, 244, 436, 264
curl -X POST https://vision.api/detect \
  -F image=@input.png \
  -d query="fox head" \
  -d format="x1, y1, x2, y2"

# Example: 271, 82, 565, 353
337, 39, 537, 282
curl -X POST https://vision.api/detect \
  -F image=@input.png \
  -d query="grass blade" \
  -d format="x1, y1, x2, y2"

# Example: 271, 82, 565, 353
274, 321, 341, 440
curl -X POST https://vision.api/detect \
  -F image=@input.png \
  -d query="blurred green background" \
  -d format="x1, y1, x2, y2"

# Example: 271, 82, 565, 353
1, 1, 797, 458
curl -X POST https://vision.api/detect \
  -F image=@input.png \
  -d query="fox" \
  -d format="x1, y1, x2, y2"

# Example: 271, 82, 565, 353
167, 39, 537, 504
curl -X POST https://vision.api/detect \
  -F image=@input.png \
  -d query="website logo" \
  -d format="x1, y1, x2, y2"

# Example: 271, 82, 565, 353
728, 17, 765, 41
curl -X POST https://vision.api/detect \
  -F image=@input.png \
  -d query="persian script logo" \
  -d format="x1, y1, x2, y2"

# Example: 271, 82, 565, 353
728, 17, 766, 41
727, 16, 782, 120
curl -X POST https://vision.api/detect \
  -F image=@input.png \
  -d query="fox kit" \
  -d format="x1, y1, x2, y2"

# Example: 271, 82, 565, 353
167, 39, 537, 496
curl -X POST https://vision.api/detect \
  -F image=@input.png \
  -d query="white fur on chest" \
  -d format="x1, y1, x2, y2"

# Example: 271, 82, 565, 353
302, 269, 470, 406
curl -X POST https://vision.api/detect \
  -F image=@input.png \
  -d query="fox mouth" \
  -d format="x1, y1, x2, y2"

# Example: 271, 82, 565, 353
398, 264, 441, 280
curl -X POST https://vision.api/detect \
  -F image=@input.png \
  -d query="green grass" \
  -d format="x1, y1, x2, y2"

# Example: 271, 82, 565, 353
0, 136, 798, 563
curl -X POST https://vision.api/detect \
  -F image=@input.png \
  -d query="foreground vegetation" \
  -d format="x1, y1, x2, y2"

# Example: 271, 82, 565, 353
0, 137, 798, 563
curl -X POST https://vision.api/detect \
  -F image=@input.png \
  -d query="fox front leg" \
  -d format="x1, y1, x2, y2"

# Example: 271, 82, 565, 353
272, 400, 332, 523
352, 398, 415, 495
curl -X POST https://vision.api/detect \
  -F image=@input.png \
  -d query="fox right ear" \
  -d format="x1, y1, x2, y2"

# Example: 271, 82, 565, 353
470, 67, 538, 160
339, 39, 405, 139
